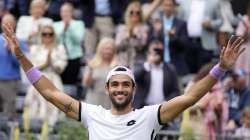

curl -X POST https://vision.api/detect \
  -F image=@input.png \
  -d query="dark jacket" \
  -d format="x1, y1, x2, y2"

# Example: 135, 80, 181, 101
82, 0, 129, 28
148, 15, 190, 76
133, 62, 180, 108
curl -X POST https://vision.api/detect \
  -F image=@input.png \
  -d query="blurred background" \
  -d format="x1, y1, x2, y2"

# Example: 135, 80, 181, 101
0, 0, 250, 140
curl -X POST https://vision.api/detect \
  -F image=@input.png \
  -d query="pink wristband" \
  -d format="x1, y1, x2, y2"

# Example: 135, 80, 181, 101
26, 67, 42, 84
209, 64, 226, 80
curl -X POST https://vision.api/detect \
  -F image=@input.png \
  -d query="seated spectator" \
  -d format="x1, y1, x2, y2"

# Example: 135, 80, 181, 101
16, 0, 52, 46
235, 2, 250, 87
53, 3, 85, 97
24, 25, 67, 138
0, 13, 26, 120
224, 70, 250, 129
233, 107, 250, 140
115, 0, 163, 68
83, 37, 117, 109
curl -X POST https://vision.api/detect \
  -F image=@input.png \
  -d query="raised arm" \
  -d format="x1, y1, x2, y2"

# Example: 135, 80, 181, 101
143, 0, 163, 21
2, 23, 80, 121
159, 36, 245, 124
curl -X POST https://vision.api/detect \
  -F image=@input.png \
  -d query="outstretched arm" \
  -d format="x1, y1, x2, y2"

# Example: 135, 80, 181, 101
159, 36, 245, 124
2, 23, 80, 121
143, 0, 163, 21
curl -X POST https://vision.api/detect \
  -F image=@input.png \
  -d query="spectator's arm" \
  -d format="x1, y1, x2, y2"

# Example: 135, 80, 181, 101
143, 0, 163, 21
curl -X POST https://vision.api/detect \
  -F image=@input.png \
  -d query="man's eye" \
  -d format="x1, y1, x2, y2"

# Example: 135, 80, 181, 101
111, 83, 118, 87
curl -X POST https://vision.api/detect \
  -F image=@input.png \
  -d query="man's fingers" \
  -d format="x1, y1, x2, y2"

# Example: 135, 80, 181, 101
221, 46, 226, 57
3, 34, 11, 42
227, 35, 234, 48
231, 36, 242, 49
236, 48, 245, 59
233, 39, 244, 53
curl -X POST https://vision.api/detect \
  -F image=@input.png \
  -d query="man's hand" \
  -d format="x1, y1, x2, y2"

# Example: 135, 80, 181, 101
219, 35, 245, 70
2, 23, 22, 58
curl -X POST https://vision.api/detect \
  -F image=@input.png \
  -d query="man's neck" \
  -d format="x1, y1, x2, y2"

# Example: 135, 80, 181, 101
111, 104, 134, 115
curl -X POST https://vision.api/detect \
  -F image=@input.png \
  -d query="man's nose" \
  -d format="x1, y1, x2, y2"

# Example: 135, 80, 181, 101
117, 84, 124, 91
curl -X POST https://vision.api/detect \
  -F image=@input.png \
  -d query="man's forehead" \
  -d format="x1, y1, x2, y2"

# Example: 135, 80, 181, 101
109, 74, 133, 82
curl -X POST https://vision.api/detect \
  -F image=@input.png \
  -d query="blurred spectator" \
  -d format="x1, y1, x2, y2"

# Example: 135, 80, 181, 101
0, 13, 26, 120
217, 0, 239, 49
83, 0, 129, 58
198, 83, 228, 140
4, 0, 29, 18
233, 107, 250, 140
46, 0, 83, 21
178, 0, 222, 73
160, 0, 189, 76
115, 1, 148, 68
115, 0, 163, 67
16, 0, 52, 46
83, 37, 117, 109
133, 40, 180, 140
24, 25, 67, 136
234, 2, 250, 87
133, 40, 180, 108
180, 106, 208, 140
53, 3, 85, 97
224, 70, 250, 129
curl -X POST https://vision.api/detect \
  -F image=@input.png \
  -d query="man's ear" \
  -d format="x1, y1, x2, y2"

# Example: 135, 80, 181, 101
105, 83, 109, 90
105, 83, 109, 95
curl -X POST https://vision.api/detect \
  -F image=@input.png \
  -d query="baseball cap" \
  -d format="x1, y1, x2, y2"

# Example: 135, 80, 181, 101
106, 66, 135, 85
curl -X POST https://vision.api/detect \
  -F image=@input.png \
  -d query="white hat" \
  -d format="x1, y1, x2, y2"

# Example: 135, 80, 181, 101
106, 66, 135, 84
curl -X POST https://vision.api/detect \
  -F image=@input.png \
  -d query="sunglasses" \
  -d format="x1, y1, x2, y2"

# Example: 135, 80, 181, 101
42, 32, 54, 37
130, 10, 140, 16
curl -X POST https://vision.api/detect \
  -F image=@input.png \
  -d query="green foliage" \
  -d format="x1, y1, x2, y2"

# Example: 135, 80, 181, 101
181, 127, 196, 140
55, 118, 88, 140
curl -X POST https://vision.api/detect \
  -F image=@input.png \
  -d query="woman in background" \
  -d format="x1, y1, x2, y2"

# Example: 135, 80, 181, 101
83, 38, 117, 109
115, 0, 163, 67
24, 25, 67, 138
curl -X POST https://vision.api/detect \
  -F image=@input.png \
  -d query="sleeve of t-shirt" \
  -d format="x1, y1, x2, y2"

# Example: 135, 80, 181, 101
79, 101, 100, 128
144, 104, 163, 133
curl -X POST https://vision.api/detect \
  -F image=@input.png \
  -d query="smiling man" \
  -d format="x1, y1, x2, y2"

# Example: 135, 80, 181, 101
2, 22, 245, 140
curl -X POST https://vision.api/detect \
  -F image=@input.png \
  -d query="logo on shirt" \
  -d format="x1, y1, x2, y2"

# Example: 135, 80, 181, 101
127, 120, 136, 126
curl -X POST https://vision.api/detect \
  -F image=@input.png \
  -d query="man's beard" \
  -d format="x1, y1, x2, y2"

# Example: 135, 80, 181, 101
109, 92, 133, 111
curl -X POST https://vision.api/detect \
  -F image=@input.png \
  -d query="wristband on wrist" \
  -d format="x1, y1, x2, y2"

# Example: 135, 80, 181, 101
26, 67, 42, 84
209, 64, 226, 80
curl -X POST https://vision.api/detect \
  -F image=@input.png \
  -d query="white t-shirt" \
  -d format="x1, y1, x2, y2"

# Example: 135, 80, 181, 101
80, 102, 163, 140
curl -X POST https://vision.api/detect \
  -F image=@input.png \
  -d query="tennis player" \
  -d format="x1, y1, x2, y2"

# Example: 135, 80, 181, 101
2, 23, 245, 140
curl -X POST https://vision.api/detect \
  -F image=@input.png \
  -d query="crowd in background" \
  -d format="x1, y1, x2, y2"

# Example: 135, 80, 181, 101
0, 0, 250, 140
